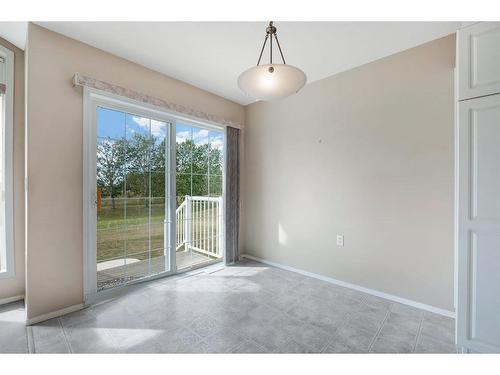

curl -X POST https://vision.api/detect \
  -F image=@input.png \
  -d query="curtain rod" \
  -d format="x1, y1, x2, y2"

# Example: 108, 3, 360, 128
72, 73, 242, 129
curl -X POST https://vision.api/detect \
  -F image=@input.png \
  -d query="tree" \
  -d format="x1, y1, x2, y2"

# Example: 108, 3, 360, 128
175, 139, 195, 204
96, 138, 126, 208
151, 138, 166, 199
175, 139, 223, 204
96, 133, 224, 209
125, 133, 155, 208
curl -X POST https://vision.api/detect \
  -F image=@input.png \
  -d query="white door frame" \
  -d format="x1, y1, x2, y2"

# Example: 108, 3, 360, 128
83, 87, 226, 303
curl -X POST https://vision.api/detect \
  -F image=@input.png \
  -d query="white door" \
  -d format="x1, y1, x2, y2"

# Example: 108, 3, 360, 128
457, 93, 500, 353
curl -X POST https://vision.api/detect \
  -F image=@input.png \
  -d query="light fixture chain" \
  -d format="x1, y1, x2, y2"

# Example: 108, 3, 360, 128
270, 32, 273, 64
274, 33, 286, 64
257, 34, 269, 66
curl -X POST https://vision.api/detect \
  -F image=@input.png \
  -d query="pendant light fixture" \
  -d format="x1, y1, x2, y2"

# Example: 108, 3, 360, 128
238, 21, 307, 101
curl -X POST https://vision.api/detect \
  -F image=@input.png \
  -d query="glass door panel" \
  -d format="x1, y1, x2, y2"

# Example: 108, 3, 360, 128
96, 107, 171, 290
175, 123, 224, 270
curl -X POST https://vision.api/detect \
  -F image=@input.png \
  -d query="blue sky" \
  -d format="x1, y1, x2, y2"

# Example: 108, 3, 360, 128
97, 106, 223, 149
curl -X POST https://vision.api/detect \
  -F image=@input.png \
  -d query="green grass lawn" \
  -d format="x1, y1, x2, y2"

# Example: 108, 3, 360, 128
97, 198, 166, 230
97, 198, 220, 263
97, 198, 165, 262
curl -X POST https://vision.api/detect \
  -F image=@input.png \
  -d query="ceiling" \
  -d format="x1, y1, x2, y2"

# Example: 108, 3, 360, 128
0, 22, 462, 105
0, 22, 28, 51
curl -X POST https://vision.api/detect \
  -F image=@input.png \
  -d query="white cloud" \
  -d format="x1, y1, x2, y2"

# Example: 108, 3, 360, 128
176, 130, 190, 143
151, 120, 166, 137
132, 116, 166, 138
193, 129, 209, 145
175, 128, 224, 148
132, 116, 149, 128
210, 139, 223, 150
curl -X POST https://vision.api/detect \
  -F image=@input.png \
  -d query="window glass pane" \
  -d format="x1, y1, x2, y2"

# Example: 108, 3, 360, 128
97, 137, 126, 201
96, 113, 226, 282
97, 226, 126, 263
97, 107, 125, 140
125, 224, 150, 255
125, 197, 149, 226
126, 114, 150, 139
192, 128, 209, 174
175, 124, 224, 271
96, 112, 127, 281
176, 124, 192, 174
209, 131, 224, 176
151, 172, 166, 221
126, 115, 152, 173
176, 173, 191, 202
96, 107, 171, 290
151, 119, 167, 142
192, 174, 208, 196
150, 223, 165, 252
209, 175, 223, 197
126, 173, 149, 200
151, 174, 165, 199
151, 121, 167, 173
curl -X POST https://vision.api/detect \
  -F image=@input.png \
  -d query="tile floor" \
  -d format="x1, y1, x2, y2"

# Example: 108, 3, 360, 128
0, 300, 28, 353
0, 259, 458, 353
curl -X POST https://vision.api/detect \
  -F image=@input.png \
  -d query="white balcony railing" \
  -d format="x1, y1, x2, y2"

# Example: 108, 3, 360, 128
175, 195, 223, 259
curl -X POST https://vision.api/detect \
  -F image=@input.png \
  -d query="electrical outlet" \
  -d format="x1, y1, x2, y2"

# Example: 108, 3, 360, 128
336, 235, 344, 247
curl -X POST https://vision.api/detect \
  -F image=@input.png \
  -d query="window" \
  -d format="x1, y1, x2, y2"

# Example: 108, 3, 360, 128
0, 45, 14, 279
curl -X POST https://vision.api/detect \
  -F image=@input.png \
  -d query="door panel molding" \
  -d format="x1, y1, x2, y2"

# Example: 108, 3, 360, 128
458, 22, 500, 100
457, 94, 500, 353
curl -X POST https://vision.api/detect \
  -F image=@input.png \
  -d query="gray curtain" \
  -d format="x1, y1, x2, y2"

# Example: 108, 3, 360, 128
225, 126, 240, 264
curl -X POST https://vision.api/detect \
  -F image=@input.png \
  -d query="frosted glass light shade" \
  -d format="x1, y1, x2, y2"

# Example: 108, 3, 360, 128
238, 64, 307, 101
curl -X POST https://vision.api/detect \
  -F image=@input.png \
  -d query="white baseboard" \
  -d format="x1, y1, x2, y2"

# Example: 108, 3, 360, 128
0, 294, 24, 306
241, 254, 455, 318
26, 303, 85, 326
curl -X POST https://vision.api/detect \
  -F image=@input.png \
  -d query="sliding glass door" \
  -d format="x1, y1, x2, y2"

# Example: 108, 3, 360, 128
84, 90, 225, 299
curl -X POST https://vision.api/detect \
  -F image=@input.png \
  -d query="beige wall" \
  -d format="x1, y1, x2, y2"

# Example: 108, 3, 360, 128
0, 37, 25, 301
242, 35, 456, 311
25, 23, 245, 319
